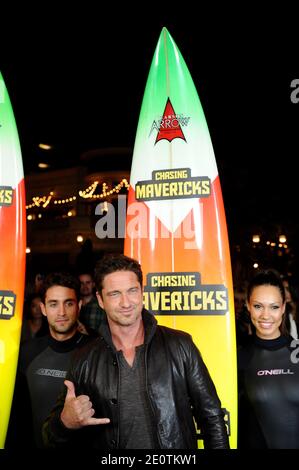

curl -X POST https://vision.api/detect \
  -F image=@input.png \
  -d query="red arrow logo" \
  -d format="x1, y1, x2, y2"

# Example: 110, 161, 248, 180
155, 98, 187, 144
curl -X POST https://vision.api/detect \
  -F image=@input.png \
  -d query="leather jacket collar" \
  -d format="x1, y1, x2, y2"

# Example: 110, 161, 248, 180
98, 308, 157, 349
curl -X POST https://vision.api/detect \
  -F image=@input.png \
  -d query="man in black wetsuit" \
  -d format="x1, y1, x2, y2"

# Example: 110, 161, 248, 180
6, 272, 94, 448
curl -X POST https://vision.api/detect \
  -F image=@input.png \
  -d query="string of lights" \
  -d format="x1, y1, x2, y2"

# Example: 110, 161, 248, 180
26, 178, 130, 210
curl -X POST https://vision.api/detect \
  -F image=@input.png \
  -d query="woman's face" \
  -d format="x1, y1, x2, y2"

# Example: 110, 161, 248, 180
246, 285, 286, 340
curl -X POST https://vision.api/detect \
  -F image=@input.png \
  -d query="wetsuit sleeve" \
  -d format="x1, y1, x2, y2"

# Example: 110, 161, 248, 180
42, 384, 77, 448
42, 336, 94, 447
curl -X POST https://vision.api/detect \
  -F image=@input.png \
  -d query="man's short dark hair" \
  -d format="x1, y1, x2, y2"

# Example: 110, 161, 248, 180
94, 254, 143, 294
41, 272, 80, 303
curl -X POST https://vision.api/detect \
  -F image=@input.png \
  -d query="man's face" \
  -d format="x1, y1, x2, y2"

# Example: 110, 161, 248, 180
41, 285, 80, 339
79, 274, 94, 297
30, 297, 42, 319
96, 271, 143, 328
283, 280, 292, 303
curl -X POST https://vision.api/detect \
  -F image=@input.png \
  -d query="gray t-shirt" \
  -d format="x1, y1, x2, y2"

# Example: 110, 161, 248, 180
118, 345, 158, 449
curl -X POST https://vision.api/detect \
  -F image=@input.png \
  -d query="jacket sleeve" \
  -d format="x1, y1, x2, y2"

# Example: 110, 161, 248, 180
185, 338, 229, 449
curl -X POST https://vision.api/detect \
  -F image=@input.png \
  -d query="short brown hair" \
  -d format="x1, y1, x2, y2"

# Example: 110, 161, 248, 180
94, 254, 143, 294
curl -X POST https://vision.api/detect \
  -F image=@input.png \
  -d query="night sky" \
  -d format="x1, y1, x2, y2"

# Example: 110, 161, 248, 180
1, 8, 299, 267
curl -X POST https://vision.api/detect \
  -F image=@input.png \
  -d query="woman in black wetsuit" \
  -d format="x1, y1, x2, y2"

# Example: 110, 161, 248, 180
238, 269, 299, 449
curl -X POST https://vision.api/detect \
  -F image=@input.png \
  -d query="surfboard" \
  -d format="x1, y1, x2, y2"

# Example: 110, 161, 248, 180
124, 28, 237, 448
0, 72, 26, 448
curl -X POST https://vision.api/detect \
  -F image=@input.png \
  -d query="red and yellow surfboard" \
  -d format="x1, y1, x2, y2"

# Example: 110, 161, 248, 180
0, 73, 26, 448
124, 28, 237, 448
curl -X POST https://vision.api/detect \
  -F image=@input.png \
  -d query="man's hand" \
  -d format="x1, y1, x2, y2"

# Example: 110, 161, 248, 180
60, 380, 110, 429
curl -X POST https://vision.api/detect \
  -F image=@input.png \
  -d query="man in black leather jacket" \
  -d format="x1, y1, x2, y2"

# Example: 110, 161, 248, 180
43, 254, 229, 449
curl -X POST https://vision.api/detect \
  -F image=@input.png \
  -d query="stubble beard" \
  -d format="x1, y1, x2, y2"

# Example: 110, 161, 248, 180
50, 319, 78, 336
